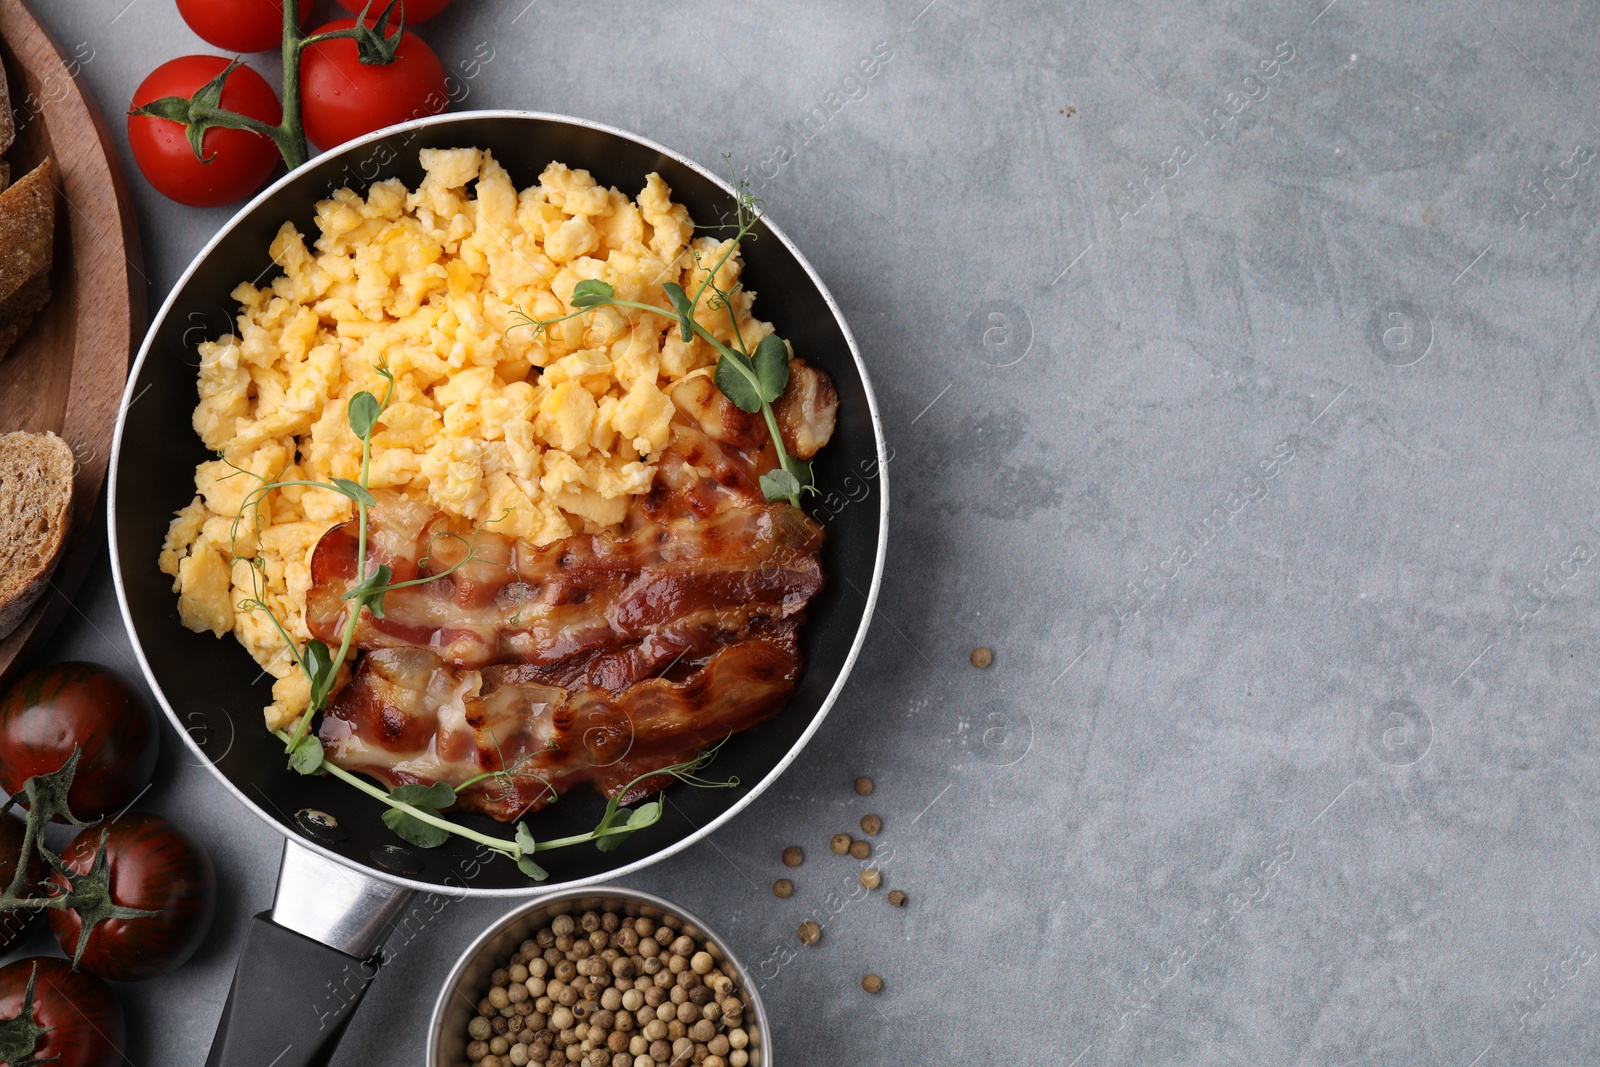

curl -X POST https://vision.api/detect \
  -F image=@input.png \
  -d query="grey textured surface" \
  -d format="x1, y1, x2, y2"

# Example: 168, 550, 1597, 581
14, 0, 1600, 1063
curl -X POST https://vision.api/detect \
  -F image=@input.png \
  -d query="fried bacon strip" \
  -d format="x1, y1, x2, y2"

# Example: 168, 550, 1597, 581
309, 362, 839, 820
319, 630, 802, 821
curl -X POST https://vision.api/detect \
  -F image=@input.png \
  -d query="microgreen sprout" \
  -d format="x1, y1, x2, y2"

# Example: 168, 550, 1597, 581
510, 164, 813, 506
276, 729, 738, 880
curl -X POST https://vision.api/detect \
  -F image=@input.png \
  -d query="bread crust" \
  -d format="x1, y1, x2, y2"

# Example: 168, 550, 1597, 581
0, 430, 74, 641
0, 159, 55, 361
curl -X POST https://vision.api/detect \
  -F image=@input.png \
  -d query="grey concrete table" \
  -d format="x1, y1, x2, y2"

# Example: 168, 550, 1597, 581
15, 0, 1600, 1062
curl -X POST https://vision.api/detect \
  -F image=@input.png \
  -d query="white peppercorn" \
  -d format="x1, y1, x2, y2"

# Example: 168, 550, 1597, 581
467, 910, 748, 1067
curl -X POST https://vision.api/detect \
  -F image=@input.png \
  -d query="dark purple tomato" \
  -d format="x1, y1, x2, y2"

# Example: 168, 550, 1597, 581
0, 956, 126, 1067
46, 813, 216, 982
0, 662, 159, 821
0, 811, 41, 954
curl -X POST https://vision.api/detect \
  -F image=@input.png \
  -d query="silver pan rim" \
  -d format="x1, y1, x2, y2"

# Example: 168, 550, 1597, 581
108, 108, 890, 897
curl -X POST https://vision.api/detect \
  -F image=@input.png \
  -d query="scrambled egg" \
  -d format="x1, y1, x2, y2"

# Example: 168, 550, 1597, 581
159, 149, 775, 729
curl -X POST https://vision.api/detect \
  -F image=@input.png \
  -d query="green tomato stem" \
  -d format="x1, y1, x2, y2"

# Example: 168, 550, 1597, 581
277, 0, 310, 169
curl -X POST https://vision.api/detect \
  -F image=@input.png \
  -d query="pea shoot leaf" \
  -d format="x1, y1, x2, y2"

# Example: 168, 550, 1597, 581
629, 799, 662, 827
760, 468, 801, 503
595, 797, 663, 853
714, 353, 764, 413
570, 279, 615, 309
330, 478, 376, 507
347, 391, 383, 438
382, 807, 449, 849
303, 639, 337, 710
592, 806, 633, 852
662, 282, 695, 342
288, 735, 324, 775
784, 455, 813, 491
342, 563, 395, 618
389, 782, 457, 808
380, 781, 457, 849
752, 334, 790, 402
514, 822, 550, 880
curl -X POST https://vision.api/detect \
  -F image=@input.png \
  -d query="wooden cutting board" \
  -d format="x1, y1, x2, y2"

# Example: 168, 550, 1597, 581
0, 0, 143, 683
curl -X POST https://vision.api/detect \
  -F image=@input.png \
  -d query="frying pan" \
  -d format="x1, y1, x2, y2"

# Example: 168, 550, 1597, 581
109, 111, 887, 1066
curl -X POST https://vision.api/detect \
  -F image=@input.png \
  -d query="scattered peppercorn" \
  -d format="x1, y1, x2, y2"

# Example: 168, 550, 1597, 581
860, 814, 882, 836
853, 776, 873, 796
829, 833, 851, 855
462, 907, 752, 1067
970, 646, 993, 669
781, 845, 804, 867
887, 889, 908, 908
772, 878, 793, 898
798, 920, 821, 945
862, 973, 884, 994
859, 868, 881, 890
849, 838, 871, 860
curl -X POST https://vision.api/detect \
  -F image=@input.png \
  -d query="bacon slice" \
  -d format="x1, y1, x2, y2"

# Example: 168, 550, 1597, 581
773, 360, 839, 461
318, 635, 800, 820
306, 362, 838, 821
306, 499, 823, 673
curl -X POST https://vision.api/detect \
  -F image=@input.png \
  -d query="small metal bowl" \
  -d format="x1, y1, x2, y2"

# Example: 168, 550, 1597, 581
428, 886, 770, 1066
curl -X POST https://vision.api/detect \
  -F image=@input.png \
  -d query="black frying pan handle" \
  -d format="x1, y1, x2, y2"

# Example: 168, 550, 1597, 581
205, 912, 380, 1067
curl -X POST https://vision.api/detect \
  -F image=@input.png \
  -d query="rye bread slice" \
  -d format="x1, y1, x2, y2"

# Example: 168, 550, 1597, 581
0, 56, 12, 186
0, 159, 54, 360
0, 430, 74, 640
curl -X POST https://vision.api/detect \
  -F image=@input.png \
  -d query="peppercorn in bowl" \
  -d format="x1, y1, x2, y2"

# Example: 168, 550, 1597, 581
430, 886, 768, 1067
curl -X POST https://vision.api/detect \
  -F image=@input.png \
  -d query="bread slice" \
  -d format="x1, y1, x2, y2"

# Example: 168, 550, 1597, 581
0, 159, 54, 361
0, 431, 74, 640
0, 56, 13, 190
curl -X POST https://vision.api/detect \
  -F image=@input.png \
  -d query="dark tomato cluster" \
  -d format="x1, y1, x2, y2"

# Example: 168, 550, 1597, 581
0, 811, 40, 954
0, 662, 159, 820
0, 663, 219, 1064
0, 957, 126, 1067
46, 814, 217, 982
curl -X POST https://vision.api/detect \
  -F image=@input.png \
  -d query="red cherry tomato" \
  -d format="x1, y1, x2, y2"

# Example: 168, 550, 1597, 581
177, 0, 313, 52
0, 811, 41, 954
46, 814, 216, 983
128, 56, 284, 208
0, 662, 158, 822
338, 0, 453, 21
0, 957, 126, 1067
301, 17, 448, 150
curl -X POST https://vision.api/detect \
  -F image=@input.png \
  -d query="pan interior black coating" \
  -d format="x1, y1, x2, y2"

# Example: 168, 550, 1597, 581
113, 115, 882, 892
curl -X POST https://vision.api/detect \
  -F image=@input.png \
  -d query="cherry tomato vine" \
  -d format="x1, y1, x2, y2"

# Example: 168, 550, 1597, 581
130, 0, 439, 173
